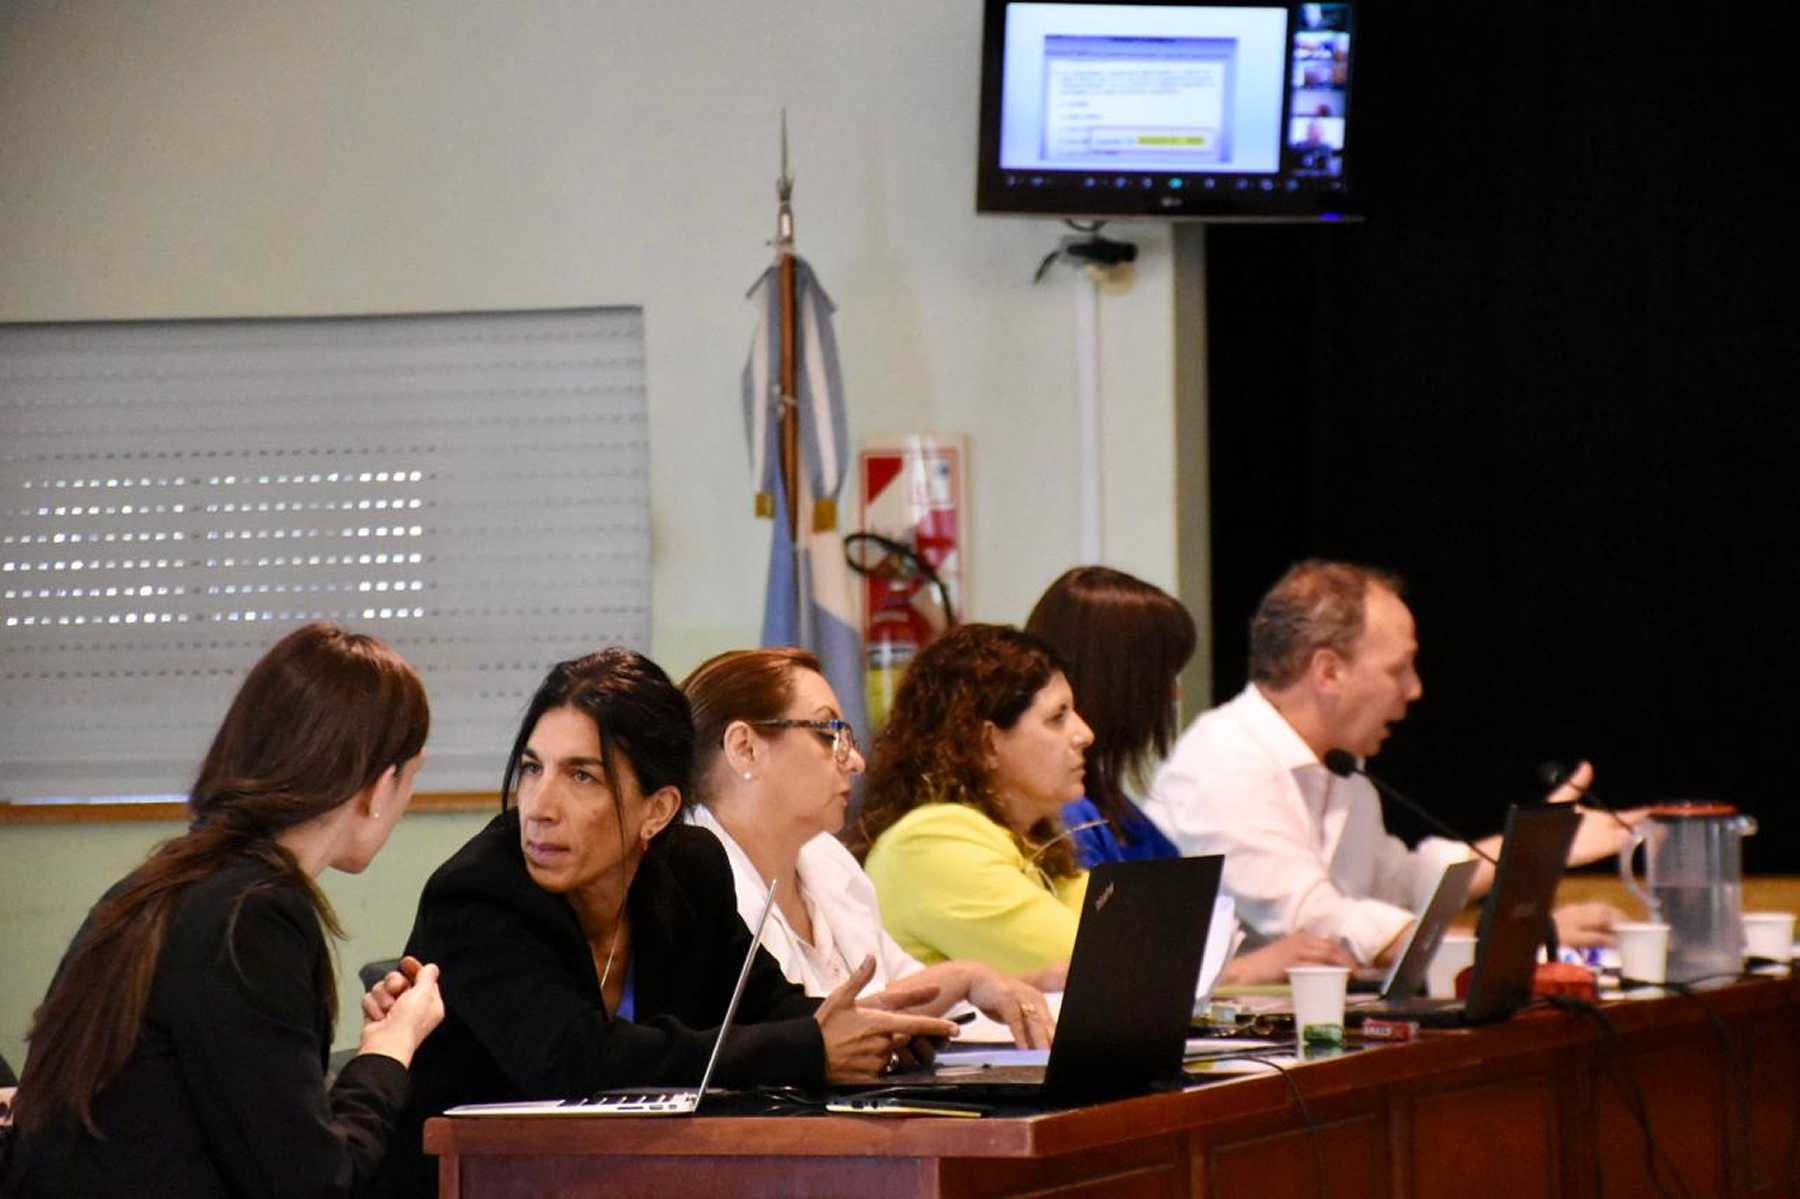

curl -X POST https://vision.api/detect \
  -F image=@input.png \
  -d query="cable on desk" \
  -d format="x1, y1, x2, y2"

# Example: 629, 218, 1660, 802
1545, 995, 1694, 1199
1208, 1053, 1329, 1199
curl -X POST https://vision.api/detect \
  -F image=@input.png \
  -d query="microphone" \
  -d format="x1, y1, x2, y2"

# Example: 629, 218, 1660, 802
1322, 749, 1562, 964
1321, 750, 1497, 866
1538, 760, 1637, 834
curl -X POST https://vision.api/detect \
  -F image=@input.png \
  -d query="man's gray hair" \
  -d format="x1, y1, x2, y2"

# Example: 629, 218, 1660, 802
1248, 560, 1404, 689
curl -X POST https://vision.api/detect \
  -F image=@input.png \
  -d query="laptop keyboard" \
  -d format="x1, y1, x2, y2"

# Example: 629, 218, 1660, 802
568, 1091, 700, 1113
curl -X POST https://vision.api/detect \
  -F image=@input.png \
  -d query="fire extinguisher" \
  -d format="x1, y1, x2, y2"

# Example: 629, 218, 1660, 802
865, 577, 934, 731
846, 531, 957, 731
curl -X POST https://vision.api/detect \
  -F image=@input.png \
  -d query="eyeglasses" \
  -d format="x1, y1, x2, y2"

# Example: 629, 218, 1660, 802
750, 718, 860, 766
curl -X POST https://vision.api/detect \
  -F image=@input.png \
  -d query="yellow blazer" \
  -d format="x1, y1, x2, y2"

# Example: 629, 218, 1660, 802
864, 802, 1088, 973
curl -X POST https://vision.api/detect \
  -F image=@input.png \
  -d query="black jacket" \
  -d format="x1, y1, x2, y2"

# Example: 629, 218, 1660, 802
3, 859, 410, 1198
374, 811, 824, 1197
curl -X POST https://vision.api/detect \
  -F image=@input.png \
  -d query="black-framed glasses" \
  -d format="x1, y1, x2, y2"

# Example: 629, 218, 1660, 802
750, 718, 860, 766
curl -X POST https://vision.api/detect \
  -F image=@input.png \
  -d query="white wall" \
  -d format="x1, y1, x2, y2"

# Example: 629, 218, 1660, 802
0, 0, 1185, 1054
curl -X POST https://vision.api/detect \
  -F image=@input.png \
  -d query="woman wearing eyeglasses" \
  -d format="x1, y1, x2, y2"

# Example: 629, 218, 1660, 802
681, 649, 1054, 1049
847, 624, 1094, 981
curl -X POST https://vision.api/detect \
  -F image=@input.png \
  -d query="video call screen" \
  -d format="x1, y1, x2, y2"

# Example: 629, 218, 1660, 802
979, 1, 1356, 219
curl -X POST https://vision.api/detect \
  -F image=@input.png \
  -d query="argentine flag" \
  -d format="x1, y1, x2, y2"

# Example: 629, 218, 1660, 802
742, 257, 869, 744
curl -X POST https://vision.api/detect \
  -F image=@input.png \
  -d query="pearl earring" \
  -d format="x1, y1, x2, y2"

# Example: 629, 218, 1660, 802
742, 771, 755, 781
371, 808, 381, 820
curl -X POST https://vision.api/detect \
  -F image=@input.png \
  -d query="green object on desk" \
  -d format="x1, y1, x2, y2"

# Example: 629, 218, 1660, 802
1301, 1021, 1345, 1047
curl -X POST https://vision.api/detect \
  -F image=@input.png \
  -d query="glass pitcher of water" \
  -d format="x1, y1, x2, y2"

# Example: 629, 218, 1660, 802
1618, 803, 1757, 982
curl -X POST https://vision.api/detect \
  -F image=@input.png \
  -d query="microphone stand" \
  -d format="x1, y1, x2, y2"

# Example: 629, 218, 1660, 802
1321, 751, 1566, 968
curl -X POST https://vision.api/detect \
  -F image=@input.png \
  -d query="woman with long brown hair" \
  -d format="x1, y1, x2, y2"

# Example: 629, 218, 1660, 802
4, 623, 443, 1197
1025, 566, 1355, 982
854, 614, 1349, 989
851, 624, 1092, 979
1025, 565, 1195, 865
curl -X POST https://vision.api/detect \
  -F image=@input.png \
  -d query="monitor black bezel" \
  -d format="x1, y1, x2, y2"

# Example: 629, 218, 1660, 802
975, 0, 1362, 222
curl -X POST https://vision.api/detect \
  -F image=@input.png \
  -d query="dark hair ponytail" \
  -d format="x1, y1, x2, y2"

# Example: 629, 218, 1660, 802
15, 622, 428, 1137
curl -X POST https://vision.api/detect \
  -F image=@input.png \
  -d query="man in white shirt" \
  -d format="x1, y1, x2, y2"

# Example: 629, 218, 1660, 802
1141, 560, 1629, 966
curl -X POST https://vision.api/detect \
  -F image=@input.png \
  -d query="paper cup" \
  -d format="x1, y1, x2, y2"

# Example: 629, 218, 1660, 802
1426, 932, 1477, 999
1288, 965, 1350, 1045
1614, 921, 1671, 984
1742, 912, 1796, 962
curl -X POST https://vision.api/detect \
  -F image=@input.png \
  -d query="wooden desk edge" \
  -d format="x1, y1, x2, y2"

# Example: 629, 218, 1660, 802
423, 976, 1800, 1162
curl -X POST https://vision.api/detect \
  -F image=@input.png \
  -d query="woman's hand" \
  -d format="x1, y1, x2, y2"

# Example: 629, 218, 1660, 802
1020, 961, 1069, 994
361, 954, 425, 1021
1220, 933, 1356, 984
963, 967, 1055, 1049
358, 955, 445, 1069
814, 957, 960, 1082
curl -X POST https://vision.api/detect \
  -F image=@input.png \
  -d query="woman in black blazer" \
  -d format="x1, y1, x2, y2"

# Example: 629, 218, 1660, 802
376, 648, 954, 1198
4, 624, 445, 1198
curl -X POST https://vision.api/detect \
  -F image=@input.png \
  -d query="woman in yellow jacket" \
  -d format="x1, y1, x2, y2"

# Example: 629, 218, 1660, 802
851, 624, 1092, 986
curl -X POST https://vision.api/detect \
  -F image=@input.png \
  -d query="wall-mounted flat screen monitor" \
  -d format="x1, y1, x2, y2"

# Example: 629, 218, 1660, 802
977, 0, 1359, 221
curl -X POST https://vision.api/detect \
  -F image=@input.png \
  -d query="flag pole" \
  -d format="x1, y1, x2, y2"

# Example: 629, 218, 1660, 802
775, 112, 801, 545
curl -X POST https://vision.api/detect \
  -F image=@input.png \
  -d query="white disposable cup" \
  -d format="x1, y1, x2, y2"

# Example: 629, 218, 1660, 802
1288, 966, 1350, 1039
1742, 912, 1796, 962
1426, 933, 1477, 999
1614, 921, 1671, 984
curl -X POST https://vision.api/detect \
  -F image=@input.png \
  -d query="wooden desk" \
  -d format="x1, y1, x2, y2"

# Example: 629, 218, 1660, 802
425, 976, 1799, 1198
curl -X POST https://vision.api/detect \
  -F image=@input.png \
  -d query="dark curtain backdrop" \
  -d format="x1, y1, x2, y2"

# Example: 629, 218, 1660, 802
1205, 4, 1795, 870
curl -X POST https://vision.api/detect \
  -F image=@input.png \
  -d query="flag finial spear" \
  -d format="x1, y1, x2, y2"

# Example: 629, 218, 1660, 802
776, 109, 794, 248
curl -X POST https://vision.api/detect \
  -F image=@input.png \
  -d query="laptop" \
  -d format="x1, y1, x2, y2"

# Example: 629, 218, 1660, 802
1348, 858, 1479, 999
445, 878, 780, 1117
870, 854, 1224, 1107
1351, 803, 1579, 1027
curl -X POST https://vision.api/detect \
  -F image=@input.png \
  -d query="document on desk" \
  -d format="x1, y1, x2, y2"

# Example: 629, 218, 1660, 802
1184, 1040, 1301, 1075
938, 1037, 1289, 1072
932, 1046, 1050, 1069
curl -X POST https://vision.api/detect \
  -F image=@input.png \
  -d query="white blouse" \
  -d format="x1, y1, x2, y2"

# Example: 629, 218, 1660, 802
686, 805, 925, 998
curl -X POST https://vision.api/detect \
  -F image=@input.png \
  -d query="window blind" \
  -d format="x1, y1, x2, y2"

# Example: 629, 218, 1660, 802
0, 308, 649, 800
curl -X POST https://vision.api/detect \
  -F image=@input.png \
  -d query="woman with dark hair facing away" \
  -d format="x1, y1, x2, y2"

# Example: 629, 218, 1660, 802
378, 648, 954, 1197
1025, 566, 1195, 866
1026, 567, 1354, 981
4, 623, 443, 1198
682, 647, 1054, 1048
850, 624, 1092, 981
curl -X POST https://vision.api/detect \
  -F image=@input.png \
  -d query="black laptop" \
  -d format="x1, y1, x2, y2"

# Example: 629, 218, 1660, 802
870, 854, 1223, 1107
1351, 804, 1579, 1027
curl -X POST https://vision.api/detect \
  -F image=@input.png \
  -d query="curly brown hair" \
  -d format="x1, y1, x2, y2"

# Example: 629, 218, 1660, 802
849, 622, 1080, 879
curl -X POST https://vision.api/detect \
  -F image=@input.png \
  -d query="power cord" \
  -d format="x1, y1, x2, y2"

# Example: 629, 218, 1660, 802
1613, 972, 1796, 1198
1202, 1051, 1330, 1199
1032, 219, 1139, 283
1543, 994, 1695, 1199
